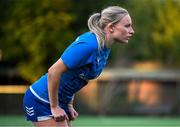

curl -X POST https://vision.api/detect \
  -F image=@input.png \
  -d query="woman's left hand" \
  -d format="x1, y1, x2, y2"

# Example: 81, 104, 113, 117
68, 104, 79, 121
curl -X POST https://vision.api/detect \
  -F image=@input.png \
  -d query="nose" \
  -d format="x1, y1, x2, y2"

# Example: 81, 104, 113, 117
130, 27, 135, 35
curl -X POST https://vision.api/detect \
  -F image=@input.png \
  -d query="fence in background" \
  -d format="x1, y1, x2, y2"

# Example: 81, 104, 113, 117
0, 67, 180, 115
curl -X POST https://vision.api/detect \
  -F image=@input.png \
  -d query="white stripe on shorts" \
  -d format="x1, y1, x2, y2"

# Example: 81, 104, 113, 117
29, 86, 50, 104
37, 115, 53, 121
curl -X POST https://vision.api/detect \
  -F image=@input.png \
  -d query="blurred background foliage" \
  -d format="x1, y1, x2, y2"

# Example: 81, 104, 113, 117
0, 0, 179, 83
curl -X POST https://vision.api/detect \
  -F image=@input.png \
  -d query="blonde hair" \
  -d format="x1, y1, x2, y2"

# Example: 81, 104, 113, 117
88, 6, 129, 49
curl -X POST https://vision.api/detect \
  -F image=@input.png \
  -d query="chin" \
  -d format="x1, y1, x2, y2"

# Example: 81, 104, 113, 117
120, 40, 129, 44
124, 40, 129, 43
115, 39, 129, 44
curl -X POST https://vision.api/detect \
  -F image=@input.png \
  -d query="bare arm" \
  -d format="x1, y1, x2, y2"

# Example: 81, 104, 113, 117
67, 94, 79, 120
68, 94, 75, 106
48, 58, 68, 120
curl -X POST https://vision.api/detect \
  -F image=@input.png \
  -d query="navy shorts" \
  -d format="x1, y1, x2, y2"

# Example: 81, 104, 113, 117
23, 88, 70, 122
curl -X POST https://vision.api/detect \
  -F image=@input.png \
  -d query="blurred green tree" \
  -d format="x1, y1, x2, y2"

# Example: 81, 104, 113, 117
0, 0, 180, 83
1, 0, 75, 82
151, 0, 180, 67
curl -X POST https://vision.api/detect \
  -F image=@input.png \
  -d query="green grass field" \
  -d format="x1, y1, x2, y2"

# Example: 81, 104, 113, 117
0, 115, 180, 127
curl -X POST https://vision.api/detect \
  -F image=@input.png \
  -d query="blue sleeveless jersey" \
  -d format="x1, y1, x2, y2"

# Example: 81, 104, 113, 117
31, 32, 110, 104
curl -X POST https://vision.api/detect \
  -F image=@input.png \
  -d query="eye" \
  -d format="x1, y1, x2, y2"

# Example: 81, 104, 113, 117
124, 24, 131, 28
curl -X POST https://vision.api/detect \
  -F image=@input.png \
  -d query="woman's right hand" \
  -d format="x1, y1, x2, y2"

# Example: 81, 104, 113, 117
51, 106, 69, 122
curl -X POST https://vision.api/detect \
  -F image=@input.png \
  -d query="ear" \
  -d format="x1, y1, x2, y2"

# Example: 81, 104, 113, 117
107, 23, 114, 33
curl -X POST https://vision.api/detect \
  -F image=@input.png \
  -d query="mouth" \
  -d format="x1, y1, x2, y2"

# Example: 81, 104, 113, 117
126, 36, 132, 40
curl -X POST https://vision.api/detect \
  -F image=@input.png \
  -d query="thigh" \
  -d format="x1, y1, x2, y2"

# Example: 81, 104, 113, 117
33, 118, 69, 127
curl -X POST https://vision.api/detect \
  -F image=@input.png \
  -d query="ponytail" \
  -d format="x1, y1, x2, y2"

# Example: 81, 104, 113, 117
88, 13, 105, 49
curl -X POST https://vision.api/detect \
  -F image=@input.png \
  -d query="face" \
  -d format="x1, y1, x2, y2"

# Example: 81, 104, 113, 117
111, 14, 134, 44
